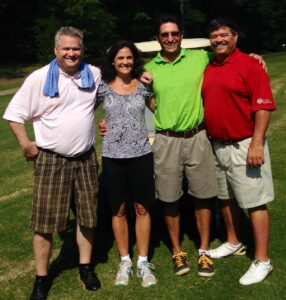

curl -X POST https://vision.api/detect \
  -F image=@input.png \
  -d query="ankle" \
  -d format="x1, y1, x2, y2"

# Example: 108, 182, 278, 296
137, 255, 148, 267
35, 275, 48, 282
227, 242, 242, 248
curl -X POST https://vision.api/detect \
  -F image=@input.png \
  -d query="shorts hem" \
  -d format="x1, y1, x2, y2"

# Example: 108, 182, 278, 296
157, 192, 183, 203
188, 192, 218, 200
238, 197, 274, 209
77, 221, 97, 229
30, 224, 67, 234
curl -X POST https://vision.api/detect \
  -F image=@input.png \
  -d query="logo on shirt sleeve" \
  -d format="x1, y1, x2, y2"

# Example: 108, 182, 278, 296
257, 98, 272, 104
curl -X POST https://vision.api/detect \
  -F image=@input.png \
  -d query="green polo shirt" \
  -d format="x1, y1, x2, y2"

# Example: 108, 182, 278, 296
145, 48, 212, 131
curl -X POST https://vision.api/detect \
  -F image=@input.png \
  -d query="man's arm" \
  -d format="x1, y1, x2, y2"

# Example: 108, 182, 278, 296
247, 110, 271, 167
146, 96, 155, 113
8, 121, 38, 160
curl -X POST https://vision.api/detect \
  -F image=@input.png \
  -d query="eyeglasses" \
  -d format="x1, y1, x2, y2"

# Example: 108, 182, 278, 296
159, 31, 181, 38
70, 77, 90, 90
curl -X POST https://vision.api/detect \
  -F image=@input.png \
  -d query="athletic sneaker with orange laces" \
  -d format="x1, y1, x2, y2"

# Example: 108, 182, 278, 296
172, 251, 190, 276
198, 253, 215, 277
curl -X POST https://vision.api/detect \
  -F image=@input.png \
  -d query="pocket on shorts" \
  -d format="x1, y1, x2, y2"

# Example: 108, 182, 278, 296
88, 151, 99, 175
33, 151, 65, 177
232, 139, 251, 166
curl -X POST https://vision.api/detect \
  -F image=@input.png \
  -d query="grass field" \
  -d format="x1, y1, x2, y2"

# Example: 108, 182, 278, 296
0, 52, 286, 299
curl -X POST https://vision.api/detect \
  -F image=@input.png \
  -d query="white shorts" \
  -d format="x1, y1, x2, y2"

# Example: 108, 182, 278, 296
212, 137, 274, 209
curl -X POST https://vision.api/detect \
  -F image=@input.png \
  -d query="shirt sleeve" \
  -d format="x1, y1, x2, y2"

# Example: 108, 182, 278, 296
96, 81, 108, 103
246, 60, 277, 112
3, 74, 39, 123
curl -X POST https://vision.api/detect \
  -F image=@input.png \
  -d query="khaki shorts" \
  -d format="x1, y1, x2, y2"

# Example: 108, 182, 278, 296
212, 138, 274, 209
152, 130, 218, 202
30, 148, 99, 233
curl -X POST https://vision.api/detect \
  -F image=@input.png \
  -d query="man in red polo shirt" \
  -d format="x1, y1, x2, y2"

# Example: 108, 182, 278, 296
202, 17, 276, 285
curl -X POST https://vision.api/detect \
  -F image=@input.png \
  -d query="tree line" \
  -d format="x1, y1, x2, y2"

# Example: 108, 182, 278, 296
1, 0, 286, 64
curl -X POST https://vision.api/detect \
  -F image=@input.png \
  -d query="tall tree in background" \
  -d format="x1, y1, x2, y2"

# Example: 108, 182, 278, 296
34, 0, 116, 63
0, 0, 285, 64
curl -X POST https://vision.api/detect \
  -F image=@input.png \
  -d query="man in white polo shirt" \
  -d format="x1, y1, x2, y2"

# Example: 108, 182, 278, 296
3, 26, 101, 299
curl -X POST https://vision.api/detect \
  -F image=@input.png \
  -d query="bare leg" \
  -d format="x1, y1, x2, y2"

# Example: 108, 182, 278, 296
112, 202, 129, 257
134, 203, 151, 256
33, 232, 53, 276
76, 224, 94, 264
164, 201, 181, 254
193, 198, 212, 250
220, 199, 241, 244
248, 204, 270, 261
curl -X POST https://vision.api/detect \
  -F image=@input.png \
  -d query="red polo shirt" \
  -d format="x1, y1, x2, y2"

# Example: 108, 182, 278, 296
202, 48, 276, 141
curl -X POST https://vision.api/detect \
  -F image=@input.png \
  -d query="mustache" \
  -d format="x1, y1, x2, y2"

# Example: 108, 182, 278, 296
213, 41, 228, 46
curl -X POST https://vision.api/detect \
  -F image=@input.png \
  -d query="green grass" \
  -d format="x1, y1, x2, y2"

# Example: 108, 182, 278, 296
0, 64, 41, 90
0, 53, 286, 299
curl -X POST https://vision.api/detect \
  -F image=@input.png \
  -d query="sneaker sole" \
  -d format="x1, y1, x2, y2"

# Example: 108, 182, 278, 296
210, 245, 246, 259
115, 282, 128, 287
233, 246, 246, 256
142, 281, 157, 288
198, 271, 215, 277
175, 267, 190, 276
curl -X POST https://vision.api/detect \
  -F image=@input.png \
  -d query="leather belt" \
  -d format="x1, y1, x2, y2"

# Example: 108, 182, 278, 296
157, 123, 205, 139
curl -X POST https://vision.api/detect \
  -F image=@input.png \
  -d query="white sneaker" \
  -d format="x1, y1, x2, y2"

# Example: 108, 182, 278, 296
137, 262, 157, 287
209, 242, 246, 259
115, 260, 133, 286
239, 259, 273, 285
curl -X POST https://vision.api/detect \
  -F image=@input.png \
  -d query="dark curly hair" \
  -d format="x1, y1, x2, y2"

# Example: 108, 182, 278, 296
101, 40, 144, 83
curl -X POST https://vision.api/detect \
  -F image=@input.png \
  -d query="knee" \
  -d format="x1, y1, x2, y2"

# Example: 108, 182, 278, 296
34, 232, 53, 244
193, 197, 213, 210
248, 204, 268, 214
163, 201, 179, 217
135, 203, 148, 216
113, 203, 127, 217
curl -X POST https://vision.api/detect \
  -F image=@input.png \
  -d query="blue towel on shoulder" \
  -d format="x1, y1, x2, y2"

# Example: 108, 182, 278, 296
43, 59, 95, 97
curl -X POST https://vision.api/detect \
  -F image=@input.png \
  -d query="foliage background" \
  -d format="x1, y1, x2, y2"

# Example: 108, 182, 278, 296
1, 0, 286, 64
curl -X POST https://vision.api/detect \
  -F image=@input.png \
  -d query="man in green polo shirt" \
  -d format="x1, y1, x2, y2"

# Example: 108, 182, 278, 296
145, 14, 218, 277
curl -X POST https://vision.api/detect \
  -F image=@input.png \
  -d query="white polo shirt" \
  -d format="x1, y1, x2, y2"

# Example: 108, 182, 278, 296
3, 64, 101, 157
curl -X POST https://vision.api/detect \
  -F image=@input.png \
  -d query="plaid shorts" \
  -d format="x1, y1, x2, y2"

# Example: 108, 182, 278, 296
30, 148, 99, 233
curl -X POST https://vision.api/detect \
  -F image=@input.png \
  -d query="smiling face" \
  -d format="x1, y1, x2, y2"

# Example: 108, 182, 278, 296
209, 26, 238, 62
113, 47, 134, 77
157, 22, 183, 61
54, 35, 83, 75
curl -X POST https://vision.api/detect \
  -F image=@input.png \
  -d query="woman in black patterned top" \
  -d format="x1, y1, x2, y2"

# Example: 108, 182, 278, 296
96, 41, 157, 287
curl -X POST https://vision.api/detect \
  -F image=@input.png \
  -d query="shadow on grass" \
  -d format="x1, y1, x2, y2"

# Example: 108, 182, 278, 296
45, 174, 254, 294
149, 192, 254, 260
46, 178, 114, 293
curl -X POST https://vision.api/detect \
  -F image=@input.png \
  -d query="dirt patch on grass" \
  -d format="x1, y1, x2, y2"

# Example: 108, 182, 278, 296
0, 189, 31, 203
0, 250, 60, 282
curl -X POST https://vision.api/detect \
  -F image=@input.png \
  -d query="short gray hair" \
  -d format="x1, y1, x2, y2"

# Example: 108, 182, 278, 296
54, 26, 84, 49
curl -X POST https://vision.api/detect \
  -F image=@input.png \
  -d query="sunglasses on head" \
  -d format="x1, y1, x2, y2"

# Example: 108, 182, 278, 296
159, 31, 181, 38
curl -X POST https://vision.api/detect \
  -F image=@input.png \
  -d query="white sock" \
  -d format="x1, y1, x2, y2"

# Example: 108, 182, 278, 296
227, 242, 242, 248
199, 249, 210, 256
137, 255, 148, 267
260, 259, 271, 265
121, 254, 131, 262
